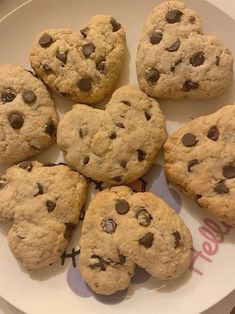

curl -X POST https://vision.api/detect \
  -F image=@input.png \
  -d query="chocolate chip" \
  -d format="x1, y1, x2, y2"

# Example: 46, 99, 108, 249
188, 159, 199, 172
166, 10, 183, 23
64, 223, 76, 239
110, 17, 121, 32
96, 57, 106, 73
119, 160, 127, 168
39, 33, 53, 47
22, 90, 36, 103
214, 181, 229, 194
8, 112, 24, 129
110, 132, 116, 140
80, 27, 89, 38
82, 42, 96, 58
34, 183, 43, 197
115, 199, 130, 214
19, 161, 32, 171
150, 31, 162, 45
83, 156, 89, 165
56, 50, 67, 64
172, 231, 181, 248
137, 149, 146, 162
166, 39, 181, 52
207, 126, 219, 141
89, 255, 106, 271
116, 122, 125, 129
182, 133, 198, 147
101, 218, 117, 234
112, 176, 122, 182
118, 255, 126, 265
223, 164, 235, 179
145, 68, 160, 84
46, 200, 56, 212
189, 16, 196, 24
216, 56, 220, 66
0, 180, 7, 190
145, 112, 151, 121
79, 129, 84, 139
190, 52, 205, 67
139, 232, 154, 248
42, 63, 51, 72
136, 209, 152, 226
44, 118, 56, 136
121, 100, 131, 106
78, 78, 92, 91
1, 88, 16, 103
183, 81, 199, 92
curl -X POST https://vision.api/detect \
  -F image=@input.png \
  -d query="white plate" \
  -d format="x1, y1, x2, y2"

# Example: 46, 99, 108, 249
0, 0, 235, 313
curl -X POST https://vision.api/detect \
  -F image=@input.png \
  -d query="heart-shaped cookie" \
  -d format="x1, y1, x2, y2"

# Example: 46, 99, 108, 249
79, 186, 193, 295
57, 85, 166, 186
164, 104, 235, 226
30, 15, 126, 105
0, 161, 87, 270
136, 1, 233, 99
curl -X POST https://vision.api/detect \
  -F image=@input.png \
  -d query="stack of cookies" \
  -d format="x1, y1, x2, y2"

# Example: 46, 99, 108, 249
0, 0, 234, 296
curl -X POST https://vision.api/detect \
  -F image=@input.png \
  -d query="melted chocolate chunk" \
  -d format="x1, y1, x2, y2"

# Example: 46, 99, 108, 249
96, 57, 106, 73
150, 31, 162, 45
22, 90, 36, 103
216, 56, 220, 66
79, 129, 84, 139
8, 112, 24, 129
223, 164, 235, 179
183, 81, 199, 92
83, 156, 90, 165
145, 68, 160, 84
80, 27, 89, 38
101, 218, 117, 234
34, 183, 43, 197
121, 100, 131, 106
166, 10, 183, 23
137, 149, 146, 162
89, 255, 106, 271
82, 42, 96, 58
56, 51, 67, 64
119, 160, 127, 168
39, 34, 53, 47
78, 78, 92, 91
44, 118, 56, 136
190, 52, 205, 67
214, 181, 229, 194
166, 39, 181, 52
116, 122, 125, 129
112, 176, 122, 182
182, 133, 198, 147
110, 132, 117, 140
110, 17, 121, 32
188, 159, 199, 172
19, 161, 32, 171
172, 231, 181, 248
139, 232, 154, 248
115, 199, 130, 214
64, 223, 76, 239
145, 111, 151, 121
207, 126, 219, 141
136, 209, 152, 226
46, 200, 56, 212
1, 88, 16, 103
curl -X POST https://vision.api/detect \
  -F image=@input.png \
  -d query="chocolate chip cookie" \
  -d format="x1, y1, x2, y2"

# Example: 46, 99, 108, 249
30, 15, 126, 105
57, 85, 166, 186
0, 161, 87, 270
0, 64, 58, 164
79, 186, 193, 295
164, 104, 235, 226
136, 0, 233, 99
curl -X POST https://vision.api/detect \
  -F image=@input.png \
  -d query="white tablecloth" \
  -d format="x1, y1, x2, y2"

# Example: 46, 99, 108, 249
0, 0, 234, 313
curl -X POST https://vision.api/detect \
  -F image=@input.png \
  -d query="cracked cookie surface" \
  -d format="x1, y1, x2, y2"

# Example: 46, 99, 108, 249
79, 186, 193, 295
0, 64, 58, 164
136, 0, 233, 99
0, 161, 87, 270
30, 15, 126, 105
57, 85, 166, 186
164, 104, 235, 226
